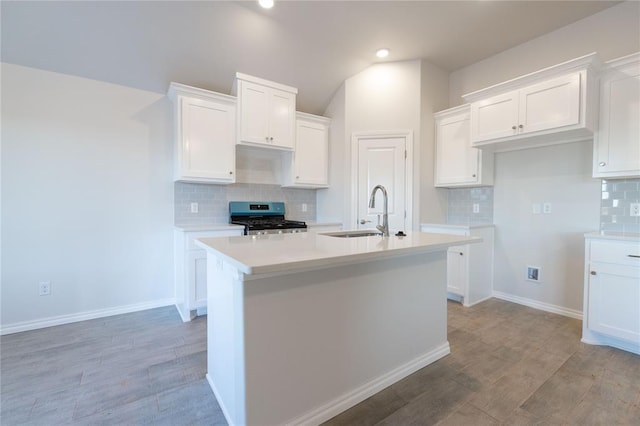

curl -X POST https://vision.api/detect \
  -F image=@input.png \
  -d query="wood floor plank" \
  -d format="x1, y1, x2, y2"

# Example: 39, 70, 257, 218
2, 300, 639, 425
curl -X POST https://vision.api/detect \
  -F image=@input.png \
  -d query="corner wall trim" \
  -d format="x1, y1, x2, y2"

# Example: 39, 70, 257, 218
0, 298, 176, 335
493, 291, 583, 320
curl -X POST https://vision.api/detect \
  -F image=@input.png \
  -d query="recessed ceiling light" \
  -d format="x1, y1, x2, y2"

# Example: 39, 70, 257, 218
259, 0, 274, 9
376, 48, 390, 59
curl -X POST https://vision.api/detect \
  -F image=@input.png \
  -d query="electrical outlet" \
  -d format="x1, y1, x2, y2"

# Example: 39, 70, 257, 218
631, 203, 640, 217
473, 203, 480, 214
526, 266, 541, 283
302, 203, 308, 212
39, 281, 51, 296
190, 202, 199, 213
543, 202, 552, 214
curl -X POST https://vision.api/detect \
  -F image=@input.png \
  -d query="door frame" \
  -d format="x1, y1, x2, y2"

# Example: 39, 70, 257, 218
350, 130, 414, 231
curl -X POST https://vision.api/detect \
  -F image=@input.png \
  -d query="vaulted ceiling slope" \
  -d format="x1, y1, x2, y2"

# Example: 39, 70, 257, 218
1, 1, 620, 115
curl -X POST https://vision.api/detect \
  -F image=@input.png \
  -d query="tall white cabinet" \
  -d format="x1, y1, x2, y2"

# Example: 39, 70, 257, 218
168, 83, 236, 184
593, 52, 640, 179
434, 105, 493, 187
583, 234, 640, 355
234, 73, 297, 150
283, 112, 330, 188
421, 224, 495, 307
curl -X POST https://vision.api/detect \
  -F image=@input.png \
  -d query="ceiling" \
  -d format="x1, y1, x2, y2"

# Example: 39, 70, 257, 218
1, 1, 621, 115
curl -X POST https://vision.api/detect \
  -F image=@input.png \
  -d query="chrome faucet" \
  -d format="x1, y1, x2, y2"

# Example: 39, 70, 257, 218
368, 184, 389, 236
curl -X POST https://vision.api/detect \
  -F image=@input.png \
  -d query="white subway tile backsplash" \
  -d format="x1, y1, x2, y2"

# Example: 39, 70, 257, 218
446, 187, 494, 224
600, 178, 640, 233
175, 182, 317, 225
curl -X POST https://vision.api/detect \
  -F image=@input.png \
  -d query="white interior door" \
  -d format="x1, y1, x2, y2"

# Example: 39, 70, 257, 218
355, 135, 406, 232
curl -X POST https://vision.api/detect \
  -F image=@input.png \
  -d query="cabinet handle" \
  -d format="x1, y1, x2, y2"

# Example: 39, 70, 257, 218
459, 252, 463, 256
265, 136, 269, 142
599, 162, 606, 167
296, 176, 300, 179
229, 171, 233, 175
472, 174, 476, 178
511, 125, 517, 130
518, 124, 524, 130
628, 255, 640, 259
270, 137, 274, 142
590, 271, 597, 275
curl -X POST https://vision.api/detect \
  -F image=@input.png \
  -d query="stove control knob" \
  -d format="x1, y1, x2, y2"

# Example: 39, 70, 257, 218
278, 230, 283, 234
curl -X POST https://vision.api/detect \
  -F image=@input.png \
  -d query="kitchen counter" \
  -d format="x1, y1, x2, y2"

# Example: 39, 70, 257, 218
421, 222, 495, 230
197, 231, 478, 425
196, 231, 478, 275
584, 231, 640, 242
174, 223, 244, 232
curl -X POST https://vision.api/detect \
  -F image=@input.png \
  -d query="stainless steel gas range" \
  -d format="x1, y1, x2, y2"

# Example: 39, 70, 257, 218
229, 201, 307, 236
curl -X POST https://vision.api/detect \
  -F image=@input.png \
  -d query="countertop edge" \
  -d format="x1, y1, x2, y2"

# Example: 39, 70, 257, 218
584, 231, 640, 242
196, 233, 481, 277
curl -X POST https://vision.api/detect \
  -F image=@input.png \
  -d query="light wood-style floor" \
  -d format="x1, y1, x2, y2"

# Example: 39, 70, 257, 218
2, 299, 639, 425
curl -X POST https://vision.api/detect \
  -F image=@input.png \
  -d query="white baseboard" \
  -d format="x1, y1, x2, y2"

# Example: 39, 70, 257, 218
283, 342, 451, 426
207, 373, 238, 425
0, 298, 176, 335
493, 291, 583, 320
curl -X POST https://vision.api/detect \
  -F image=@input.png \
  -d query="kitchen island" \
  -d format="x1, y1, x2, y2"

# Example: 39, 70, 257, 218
196, 231, 479, 425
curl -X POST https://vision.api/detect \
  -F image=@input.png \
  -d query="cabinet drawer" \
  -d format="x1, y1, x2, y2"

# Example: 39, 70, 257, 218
186, 230, 243, 250
590, 240, 640, 266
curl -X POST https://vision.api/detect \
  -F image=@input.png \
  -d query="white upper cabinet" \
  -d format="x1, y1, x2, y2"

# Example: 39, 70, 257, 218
434, 105, 493, 187
168, 83, 236, 184
234, 73, 297, 151
593, 52, 640, 179
465, 53, 600, 152
283, 112, 330, 188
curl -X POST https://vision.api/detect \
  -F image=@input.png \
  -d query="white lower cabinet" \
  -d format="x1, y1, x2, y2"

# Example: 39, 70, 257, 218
421, 224, 494, 307
174, 227, 244, 322
583, 236, 640, 354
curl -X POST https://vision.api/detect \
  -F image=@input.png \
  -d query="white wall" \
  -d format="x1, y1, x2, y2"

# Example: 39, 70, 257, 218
1, 63, 175, 332
448, 1, 639, 314
316, 84, 346, 224
319, 59, 449, 229
419, 60, 449, 224
493, 143, 600, 313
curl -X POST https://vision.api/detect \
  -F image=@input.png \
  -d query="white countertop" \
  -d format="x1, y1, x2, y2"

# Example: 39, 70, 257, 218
174, 223, 245, 232
584, 231, 640, 242
421, 222, 495, 230
196, 231, 479, 275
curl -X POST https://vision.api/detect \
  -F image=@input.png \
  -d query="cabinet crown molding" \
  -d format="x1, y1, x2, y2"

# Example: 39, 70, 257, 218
233, 72, 298, 95
168, 82, 236, 105
296, 111, 331, 125
462, 52, 602, 103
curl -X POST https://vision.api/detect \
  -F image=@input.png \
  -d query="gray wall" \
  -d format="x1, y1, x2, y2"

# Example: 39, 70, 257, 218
2, 63, 175, 330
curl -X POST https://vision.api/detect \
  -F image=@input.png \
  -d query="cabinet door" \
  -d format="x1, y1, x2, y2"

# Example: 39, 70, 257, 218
519, 73, 581, 134
294, 119, 328, 186
447, 247, 466, 296
435, 111, 479, 186
268, 89, 296, 150
239, 81, 270, 145
594, 63, 640, 177
180, 97, 235, 182
470, 91, 519, 143
588, 262, 640, 343
188, 250, 208, 311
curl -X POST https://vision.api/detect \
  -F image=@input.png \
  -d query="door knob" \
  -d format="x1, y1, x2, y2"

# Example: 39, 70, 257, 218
359, 219, 371, 225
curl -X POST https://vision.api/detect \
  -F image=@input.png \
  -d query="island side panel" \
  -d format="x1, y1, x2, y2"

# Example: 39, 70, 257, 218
242, 251, 448, 425
206, 255, 247, 425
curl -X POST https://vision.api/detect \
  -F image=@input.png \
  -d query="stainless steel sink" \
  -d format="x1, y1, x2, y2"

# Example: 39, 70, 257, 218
321, 230, 382, 238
